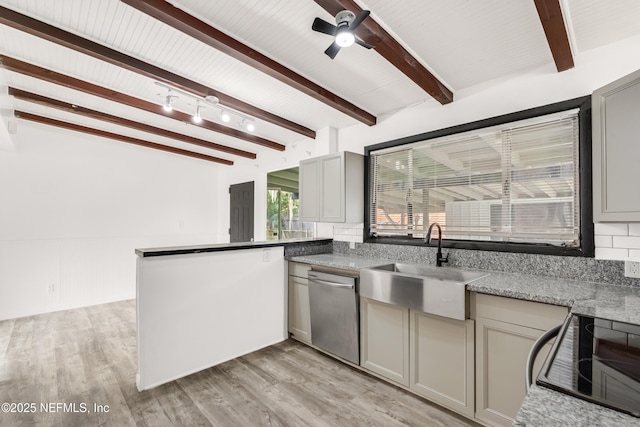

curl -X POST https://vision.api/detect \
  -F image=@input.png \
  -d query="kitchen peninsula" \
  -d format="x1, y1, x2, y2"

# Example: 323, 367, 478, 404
134, 238, 330, 391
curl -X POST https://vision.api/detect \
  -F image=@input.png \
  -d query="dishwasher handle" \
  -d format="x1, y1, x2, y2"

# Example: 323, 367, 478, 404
308, 271, 356, 290
308, 277, 354, 289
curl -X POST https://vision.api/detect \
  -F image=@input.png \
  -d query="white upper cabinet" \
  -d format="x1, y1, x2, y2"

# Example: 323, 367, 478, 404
299, 151, 364, 223
593, 69, 640, 221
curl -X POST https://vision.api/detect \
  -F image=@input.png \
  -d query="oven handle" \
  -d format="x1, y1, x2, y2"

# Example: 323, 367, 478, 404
526, 324, 562, 392
309, 277, 354, 289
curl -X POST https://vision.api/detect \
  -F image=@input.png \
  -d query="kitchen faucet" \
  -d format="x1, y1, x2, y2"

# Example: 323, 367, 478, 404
425, 222, 449, 267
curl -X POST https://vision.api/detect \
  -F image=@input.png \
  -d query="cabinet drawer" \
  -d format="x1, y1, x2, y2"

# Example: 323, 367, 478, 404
289, 262, 312, 278
473, 293, 568, 331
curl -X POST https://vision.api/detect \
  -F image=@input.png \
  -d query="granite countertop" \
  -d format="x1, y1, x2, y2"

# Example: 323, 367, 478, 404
287, 253, 640, 426
288, 253, 393, 271
515, 385, 638, 427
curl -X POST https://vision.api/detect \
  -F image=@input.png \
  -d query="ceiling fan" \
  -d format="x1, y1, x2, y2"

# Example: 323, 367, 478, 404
312, 10, 373, 59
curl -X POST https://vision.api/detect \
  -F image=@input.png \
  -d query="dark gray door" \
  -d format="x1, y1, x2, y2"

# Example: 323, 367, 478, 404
229, 181, 254, 243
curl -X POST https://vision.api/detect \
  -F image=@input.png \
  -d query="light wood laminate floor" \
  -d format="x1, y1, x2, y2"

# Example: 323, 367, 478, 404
0, 300, 478, 427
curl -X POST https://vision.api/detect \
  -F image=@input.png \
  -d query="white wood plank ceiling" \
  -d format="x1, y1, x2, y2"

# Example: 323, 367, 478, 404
1, 0, 640, 167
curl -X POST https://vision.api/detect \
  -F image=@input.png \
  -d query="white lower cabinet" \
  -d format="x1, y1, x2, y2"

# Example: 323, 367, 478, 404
360, 297, 474, 418
307, 274, 572, 425
288, 262, 312, 344
410, 311, 475, 418
360, 297, 410, 386
473, 293, 568, 427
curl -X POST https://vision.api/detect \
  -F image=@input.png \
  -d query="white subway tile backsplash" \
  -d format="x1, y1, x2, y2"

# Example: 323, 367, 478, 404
629, 223, 640, 236
594, 235, 613, 248
316, 223, 334, 238
594, 222, 628, 236
613, 236, 640, 249
595, 247, 629, 260
326, 222, 363, 243
629, 334, 640, 349
594, 222, 640, 261
612, 321, 640, 336
594, 326, 627, 345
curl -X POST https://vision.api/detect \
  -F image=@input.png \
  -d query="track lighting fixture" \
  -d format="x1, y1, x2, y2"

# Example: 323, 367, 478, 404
154, 82, 256, 132
192, 102, 202, 123
163, 89, 177, 112
242, 119, 255, 132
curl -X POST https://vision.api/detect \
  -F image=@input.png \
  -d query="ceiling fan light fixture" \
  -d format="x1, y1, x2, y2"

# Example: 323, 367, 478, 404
312, 10, 371, 59
335, 27, 355, 48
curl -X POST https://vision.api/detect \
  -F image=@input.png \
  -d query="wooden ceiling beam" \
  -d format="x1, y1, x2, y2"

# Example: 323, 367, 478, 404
0, 55, 284, 151
14, 111, 233, 165
122, 0, 376, 127
8, 87, 255, 160
0, 5, 315, 139
313, 0, 453, 105
533, 0, 574, 72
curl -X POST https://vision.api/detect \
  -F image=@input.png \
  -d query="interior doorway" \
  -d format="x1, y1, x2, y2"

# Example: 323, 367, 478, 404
266, 167, 313, 240
229, 181, 254, 243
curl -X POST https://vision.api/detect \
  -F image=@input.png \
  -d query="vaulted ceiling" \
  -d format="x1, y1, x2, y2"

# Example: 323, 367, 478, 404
1, 0, 639, 166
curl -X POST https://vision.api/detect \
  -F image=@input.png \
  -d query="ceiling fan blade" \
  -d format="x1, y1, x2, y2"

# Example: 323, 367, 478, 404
355, 37, 373, 49
349, 10, 370, 31
312, 17, 337, 36
324, 41, 341, 59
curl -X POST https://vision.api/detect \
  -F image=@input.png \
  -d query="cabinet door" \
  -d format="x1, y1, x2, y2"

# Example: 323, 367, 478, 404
475, 317, 555, 427
360, 297, 410, 386
288, 275, 311, 344
593, 69, 640, 221
410, 312, 474, 418
319, 154, 345, 222
299, 158, 319, 221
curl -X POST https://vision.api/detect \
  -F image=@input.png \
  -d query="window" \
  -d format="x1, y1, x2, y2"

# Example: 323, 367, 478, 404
366, 97, 593, 256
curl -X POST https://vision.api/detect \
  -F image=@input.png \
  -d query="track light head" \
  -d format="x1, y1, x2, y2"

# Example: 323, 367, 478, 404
242, 119, 255, 132
163, 90, 177, 112
192, 103, 202, 123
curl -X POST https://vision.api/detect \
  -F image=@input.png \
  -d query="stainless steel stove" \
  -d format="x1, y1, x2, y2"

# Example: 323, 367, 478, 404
537, 313, 640, 417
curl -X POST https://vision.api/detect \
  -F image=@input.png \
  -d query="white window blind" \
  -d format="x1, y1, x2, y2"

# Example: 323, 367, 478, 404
370, 109, 580, 246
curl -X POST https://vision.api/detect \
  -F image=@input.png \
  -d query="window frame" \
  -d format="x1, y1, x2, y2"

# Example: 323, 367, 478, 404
364, 96, 594, 257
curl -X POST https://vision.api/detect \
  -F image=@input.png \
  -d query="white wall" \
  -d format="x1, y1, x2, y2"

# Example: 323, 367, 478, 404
220, 34, 640, 261
0, 122, 219, 320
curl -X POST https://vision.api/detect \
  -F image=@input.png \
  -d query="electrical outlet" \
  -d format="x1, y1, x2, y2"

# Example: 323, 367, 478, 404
625, 260, 640, 278
47, 283, 55, 293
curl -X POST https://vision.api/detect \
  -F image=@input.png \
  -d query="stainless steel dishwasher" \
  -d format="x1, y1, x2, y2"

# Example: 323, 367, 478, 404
307, 270, 359, 365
